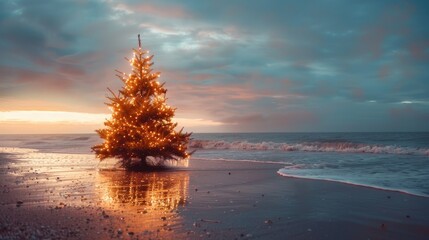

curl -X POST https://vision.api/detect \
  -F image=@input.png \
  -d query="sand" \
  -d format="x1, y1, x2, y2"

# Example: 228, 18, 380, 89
1, 152, 429, 239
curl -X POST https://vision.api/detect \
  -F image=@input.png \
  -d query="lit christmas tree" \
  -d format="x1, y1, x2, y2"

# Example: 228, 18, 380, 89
92, 35, 192, 170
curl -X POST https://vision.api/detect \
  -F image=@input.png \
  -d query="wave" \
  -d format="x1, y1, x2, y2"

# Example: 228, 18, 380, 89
277, 169, 429, 198
191, 157, 287, 165
177, 157, 429, 198
0, 147, 38, 154
71, 136, 91, 141
189, 140, 429, 156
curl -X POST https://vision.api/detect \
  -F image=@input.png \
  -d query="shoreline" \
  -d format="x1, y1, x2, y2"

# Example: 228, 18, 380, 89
277, 171, 429, 199
3, 148, 429, 199
196, 157, 429, 199
1, 155, 429, 239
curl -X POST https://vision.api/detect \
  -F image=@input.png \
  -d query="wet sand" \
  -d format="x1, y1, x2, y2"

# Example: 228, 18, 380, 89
1, 152, 429, 239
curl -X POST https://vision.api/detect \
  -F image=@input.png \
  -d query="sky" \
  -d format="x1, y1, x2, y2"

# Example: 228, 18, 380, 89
1, 0, 429, 133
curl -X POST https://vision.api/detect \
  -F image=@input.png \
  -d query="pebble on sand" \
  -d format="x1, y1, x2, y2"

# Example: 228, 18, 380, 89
264, 219, 273, 225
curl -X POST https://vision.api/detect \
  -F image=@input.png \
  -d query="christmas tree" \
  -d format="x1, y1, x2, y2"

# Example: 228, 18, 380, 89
92, 35, 192, 170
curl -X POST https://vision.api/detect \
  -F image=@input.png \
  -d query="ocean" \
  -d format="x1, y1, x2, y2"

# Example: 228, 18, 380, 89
1, 132, 428, 197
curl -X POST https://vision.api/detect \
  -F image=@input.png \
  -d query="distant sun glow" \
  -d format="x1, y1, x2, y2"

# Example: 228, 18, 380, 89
0, 111, 108, 124
0, 111, 224, 134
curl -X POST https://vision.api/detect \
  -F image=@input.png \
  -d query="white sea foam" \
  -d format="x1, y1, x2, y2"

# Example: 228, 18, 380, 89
180, 156, 429, 198
277, 169, 429, 198
1, 133, 428, 198
191, 157, 287, 165
189, 140, 429, 156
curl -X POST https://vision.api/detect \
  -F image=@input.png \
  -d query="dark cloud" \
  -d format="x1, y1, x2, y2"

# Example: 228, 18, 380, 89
1, 0, 429, 131
221, 111, 319, 132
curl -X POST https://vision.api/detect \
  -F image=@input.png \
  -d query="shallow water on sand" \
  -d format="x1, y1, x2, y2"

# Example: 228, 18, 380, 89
0, 149, 192, 239
1, 132, 429, 196
1, 147, 429, 239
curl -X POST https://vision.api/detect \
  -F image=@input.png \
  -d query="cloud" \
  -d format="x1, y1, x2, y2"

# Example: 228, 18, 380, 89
1, 0, 429, 132
221, 111, 319, 132
388, 105, 429, 131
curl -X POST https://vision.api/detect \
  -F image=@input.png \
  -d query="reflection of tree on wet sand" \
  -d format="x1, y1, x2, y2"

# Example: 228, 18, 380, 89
96, 170, 189, 237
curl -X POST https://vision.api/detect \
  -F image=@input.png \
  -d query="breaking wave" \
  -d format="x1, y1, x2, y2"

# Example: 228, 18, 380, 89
189, 140, 429, 156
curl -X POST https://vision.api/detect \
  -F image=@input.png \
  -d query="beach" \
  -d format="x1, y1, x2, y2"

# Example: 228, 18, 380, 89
3, 1, 429, 239
1, 149, 429, 239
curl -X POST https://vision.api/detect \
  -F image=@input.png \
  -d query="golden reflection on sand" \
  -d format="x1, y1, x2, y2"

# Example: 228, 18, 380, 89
96, 170, 190, 235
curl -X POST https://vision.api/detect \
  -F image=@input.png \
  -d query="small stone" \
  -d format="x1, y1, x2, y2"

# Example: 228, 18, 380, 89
128, 231, 134, 235
161, 216, 167, 221
117, 229, 123, 234
102, 211, 109, 218
264, 220, 273, 225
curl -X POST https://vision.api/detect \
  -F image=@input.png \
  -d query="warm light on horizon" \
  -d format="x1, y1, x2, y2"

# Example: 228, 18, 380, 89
0, 110, 224, 134
0, 111, 109, 124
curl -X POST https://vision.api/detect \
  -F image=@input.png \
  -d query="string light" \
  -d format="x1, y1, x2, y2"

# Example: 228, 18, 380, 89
92, 38, 193, 170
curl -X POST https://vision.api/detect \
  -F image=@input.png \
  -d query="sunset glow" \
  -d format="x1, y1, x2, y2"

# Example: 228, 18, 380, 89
1, 1, 429, 239
0, 111, 224, 134
0, 111, 108, 124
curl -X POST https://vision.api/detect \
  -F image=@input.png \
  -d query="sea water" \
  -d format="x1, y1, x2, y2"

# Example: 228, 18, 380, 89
1, 132, 428, 197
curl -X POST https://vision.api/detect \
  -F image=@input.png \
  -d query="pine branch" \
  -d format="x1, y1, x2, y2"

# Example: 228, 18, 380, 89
93, 34, 193, 170
107, 87, 118, 99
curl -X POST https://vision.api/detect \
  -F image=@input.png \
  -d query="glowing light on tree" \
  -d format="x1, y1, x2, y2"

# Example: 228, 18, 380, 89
92, 35, 193, 170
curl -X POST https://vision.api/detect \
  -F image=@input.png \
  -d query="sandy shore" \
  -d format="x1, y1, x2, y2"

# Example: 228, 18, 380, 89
1, 152, 429, 239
